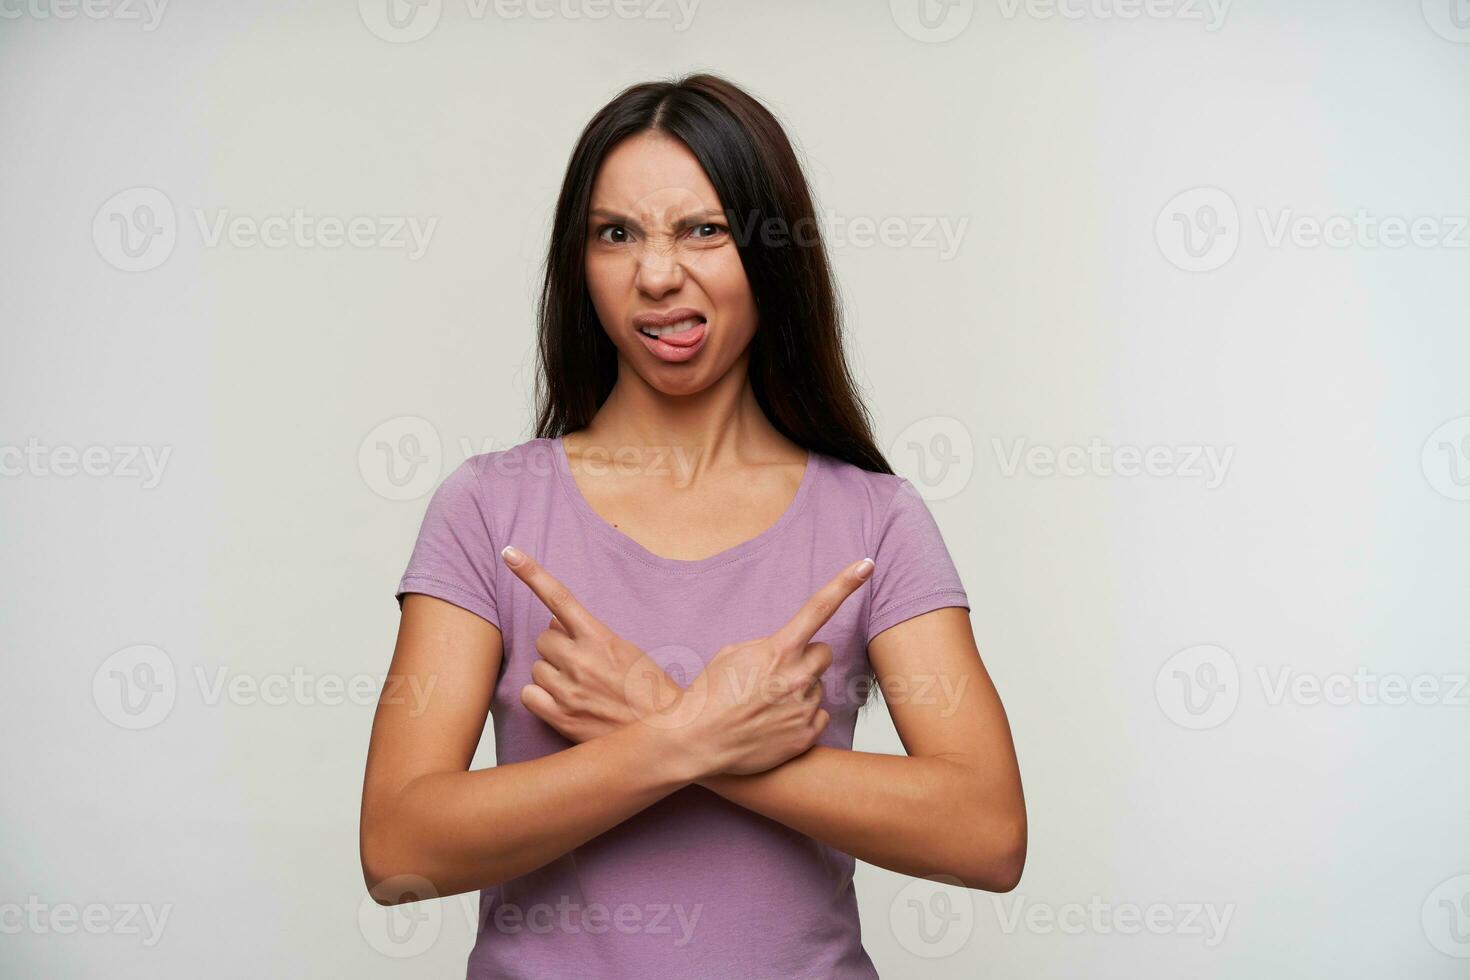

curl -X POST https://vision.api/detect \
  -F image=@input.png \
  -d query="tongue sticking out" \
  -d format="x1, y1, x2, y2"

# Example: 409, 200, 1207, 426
654, 319, 706, 348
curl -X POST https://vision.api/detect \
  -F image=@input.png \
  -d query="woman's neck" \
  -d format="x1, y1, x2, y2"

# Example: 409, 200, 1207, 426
567, 373, 804, 475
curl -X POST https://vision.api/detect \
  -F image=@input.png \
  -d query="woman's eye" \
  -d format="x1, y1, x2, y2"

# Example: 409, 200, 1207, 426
596, 224, 629, 244
690, 222, 727, 240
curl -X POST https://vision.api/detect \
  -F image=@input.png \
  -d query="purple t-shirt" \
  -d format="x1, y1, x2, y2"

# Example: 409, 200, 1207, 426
395, 436, 969, 980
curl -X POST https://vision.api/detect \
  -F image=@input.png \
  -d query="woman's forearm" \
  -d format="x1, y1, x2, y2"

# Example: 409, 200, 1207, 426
363, 721, 701, 903
696, 746, 1025, 891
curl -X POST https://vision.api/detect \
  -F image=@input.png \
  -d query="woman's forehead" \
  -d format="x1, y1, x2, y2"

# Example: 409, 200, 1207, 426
590, 133, 722, 217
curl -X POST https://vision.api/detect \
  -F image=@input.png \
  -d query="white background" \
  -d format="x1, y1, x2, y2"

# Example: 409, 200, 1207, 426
3, 0, 1469, 976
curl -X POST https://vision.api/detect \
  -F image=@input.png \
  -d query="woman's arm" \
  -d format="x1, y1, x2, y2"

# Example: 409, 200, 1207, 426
360, 576, 835, 905
507, 553, 1027, 892
695, 607, 1026, 892
358, 594, 702, 904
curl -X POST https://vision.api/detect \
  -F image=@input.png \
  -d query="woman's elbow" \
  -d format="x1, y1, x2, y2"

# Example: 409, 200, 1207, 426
988, 832, 1027, 893
967, 813, 1027, 893
360, 816, 435, 906
361, 816, 513, 904
360, 834, 407, 906
361, 853, 446, 907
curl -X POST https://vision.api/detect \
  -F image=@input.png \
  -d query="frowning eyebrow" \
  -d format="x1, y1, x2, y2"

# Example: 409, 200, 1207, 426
588, 207, 729, 233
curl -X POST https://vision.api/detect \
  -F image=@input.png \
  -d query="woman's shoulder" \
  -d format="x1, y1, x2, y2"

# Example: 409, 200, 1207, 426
810, 448, 911, 514
431, 437, 561, 517
453, 436, 559, 483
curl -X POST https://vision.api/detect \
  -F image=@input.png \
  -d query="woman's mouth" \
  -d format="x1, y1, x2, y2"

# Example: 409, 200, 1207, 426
636, 317, 708, 363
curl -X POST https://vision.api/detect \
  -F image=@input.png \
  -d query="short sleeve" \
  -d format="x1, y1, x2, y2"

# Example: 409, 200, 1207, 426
864, 478, 970, 645
394, 457, 500, 629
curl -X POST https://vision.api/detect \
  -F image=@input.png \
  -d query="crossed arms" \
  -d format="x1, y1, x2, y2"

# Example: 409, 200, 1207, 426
359, 550, 1026, 905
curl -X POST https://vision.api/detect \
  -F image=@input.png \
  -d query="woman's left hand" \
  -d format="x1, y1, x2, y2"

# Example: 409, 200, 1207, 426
502, 545, 683, 743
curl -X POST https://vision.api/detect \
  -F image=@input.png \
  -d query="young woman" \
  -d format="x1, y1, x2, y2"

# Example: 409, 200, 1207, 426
360, 73, 1026, 978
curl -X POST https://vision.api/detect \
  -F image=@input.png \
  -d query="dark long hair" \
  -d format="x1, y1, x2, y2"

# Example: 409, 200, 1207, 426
531, 72, 893, 477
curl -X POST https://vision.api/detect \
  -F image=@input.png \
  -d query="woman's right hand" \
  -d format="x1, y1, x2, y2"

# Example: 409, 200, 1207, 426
679, 557, 875, 777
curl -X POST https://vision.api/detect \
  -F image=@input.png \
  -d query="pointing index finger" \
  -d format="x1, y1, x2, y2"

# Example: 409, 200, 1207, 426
772, 557, 876, 652
501, 545, 604, 637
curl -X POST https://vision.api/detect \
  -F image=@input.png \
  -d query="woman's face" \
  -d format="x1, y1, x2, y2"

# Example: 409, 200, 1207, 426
584, 129, 758, 395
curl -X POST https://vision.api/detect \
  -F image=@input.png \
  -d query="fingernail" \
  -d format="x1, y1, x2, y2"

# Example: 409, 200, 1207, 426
501, 545, 525, 566
855, 557, 875, 579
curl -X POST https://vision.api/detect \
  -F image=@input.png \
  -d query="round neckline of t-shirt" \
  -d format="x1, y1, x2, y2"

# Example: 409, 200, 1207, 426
548, 435, 820, 574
